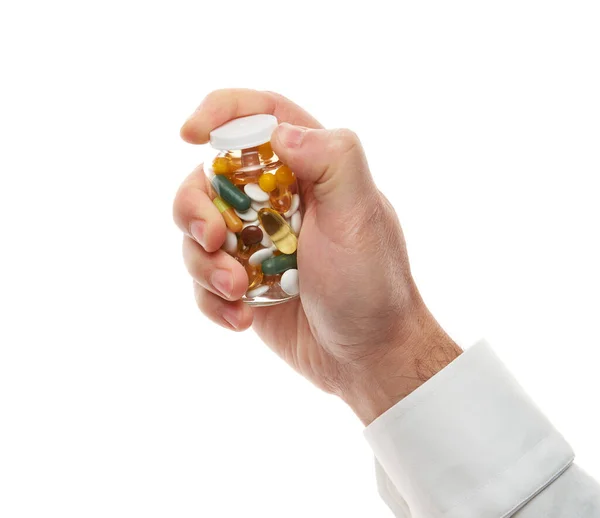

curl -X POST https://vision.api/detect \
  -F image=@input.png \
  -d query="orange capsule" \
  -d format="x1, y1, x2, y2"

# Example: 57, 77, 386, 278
258, 141, 274, 161
213, 197, 243, 233
275, 165, 295, 186
245, 262, 264, 289
236, 240, 260, 262
268, 165, 295, 213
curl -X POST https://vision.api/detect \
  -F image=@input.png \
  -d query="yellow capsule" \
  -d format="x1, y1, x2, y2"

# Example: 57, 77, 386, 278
212, 156, 231, 175
258, 208, 298, 254
213, 197, 243, 233
258, 173, 277, 193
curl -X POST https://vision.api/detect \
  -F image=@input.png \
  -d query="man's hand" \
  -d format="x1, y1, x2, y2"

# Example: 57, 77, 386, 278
173, 89, 461, 424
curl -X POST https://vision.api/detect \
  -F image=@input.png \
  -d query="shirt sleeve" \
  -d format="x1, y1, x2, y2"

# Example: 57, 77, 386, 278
363, 340, 597, 518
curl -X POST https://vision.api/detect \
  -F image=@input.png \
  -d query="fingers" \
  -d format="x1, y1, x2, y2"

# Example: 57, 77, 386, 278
180, 89, 323, 144
173, 164, 227, 253
270, 123, 377, 217
182, 236, 248, 301
194, 282, 254, 331
176, 167, 252, 331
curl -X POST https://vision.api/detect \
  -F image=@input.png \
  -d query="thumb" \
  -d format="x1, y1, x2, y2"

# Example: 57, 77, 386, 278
270, 123, 377, 216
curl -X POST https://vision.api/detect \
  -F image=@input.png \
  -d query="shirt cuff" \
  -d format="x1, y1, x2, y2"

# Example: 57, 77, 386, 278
364, 340, 574, 518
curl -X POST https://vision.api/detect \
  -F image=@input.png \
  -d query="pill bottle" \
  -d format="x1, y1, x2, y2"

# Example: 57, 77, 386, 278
205, 114, 302, 306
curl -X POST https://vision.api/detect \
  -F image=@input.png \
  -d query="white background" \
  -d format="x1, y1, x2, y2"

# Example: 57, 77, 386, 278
1, 1, 599, 516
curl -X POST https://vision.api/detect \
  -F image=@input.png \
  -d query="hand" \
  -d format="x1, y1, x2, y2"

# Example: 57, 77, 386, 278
174, 89, 462, 424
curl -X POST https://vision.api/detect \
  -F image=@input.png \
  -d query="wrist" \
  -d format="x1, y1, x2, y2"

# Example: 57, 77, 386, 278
339, 310, 462, 425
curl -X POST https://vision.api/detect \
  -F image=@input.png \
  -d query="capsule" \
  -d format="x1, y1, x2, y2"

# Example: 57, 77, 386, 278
269, 165, 295, 213
258, 172, 277, 193
261, 253, 297, 275
258, 208, 298, 254
257, 142, 274, 161
213, 197, 243, 233
212, 156, 232, 176
211, 174, 251, 212
245, 262, 263, 290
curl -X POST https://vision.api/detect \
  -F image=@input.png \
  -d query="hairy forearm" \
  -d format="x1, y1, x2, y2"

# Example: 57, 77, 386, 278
340, 308, 462, 425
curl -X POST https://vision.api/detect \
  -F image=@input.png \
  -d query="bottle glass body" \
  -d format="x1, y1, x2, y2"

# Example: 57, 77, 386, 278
206, 141, 302, 306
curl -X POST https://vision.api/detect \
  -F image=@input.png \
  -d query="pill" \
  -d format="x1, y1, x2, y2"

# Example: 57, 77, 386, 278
251, 200, 270, 212
213, 197, 243, 233
211, 174, 251, 211
245, 262, 263, 289
261, 253, 297, 275
241, 225, 263, 246
236, 242, 258, 262
212, 156, 231, 175
222, 230, 238, 254
275, 165, 295, 186
235, 207, 258, 222
269, 165, 296, 212
290, 211, 302, 235
258, 142, 274, 161
280, 269, 299, 296
246, 285, 269, 298
258, 208, 298, 254
249, 246, 276, 266
269, 189, 292, 213
258, 173, 277, 193
283, 194, 300, 218
244, 183, 270, 202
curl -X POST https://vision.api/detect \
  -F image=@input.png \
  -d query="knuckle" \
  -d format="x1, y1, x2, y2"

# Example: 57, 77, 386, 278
329, 128, 361, 155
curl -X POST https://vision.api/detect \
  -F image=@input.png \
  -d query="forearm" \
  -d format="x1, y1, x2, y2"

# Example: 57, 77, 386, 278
340, 304, 462, 425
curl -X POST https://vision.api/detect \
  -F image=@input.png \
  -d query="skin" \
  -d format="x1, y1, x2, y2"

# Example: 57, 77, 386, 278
174, 89, 462, 425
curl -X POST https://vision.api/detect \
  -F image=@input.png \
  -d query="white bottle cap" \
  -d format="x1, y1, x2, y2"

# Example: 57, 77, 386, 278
209, 114, 278, 150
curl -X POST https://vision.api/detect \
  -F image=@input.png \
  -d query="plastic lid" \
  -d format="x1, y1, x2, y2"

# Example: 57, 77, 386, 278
209, 114, 278, 150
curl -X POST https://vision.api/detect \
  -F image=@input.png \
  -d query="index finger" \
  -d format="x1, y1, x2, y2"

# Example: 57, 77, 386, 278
180, 89, 323, 144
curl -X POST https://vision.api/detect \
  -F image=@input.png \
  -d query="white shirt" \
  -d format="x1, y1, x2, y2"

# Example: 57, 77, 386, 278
364, 340, 600, 517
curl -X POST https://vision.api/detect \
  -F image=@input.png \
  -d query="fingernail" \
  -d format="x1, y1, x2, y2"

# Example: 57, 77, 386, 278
277, 123, 305, 149
222, 307, 240, 330
211, 269, 233, 298
190, 220, 207, 248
